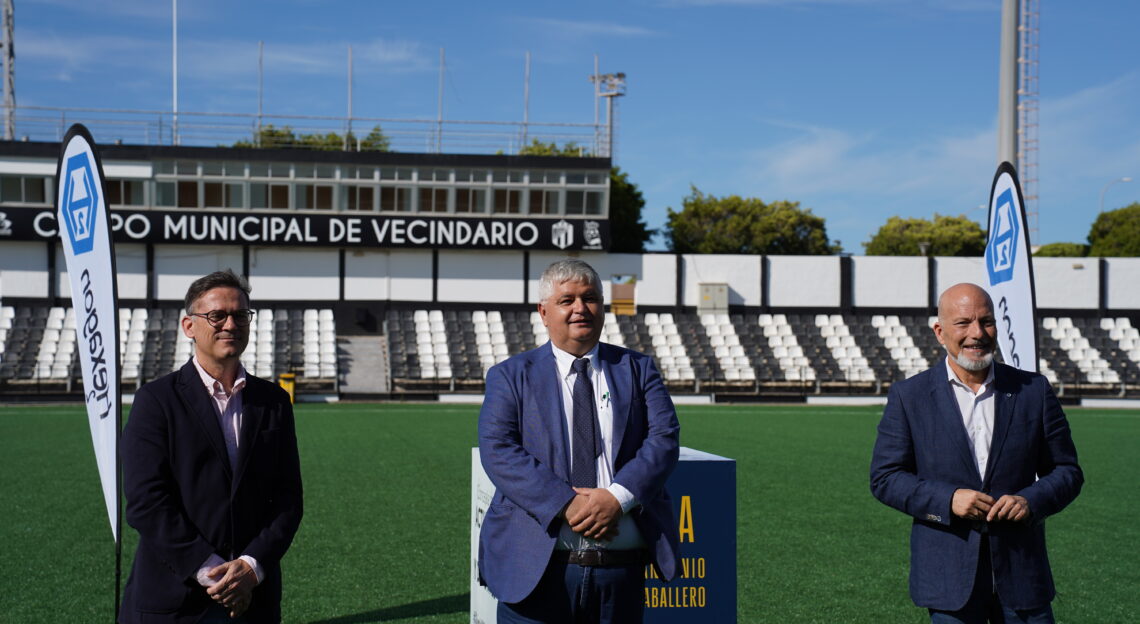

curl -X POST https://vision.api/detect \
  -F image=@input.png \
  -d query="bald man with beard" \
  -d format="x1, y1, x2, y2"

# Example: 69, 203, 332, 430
870, 283, 1083, 624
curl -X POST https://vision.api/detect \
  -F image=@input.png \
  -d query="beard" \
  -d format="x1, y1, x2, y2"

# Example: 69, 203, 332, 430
947, 345, 994, 371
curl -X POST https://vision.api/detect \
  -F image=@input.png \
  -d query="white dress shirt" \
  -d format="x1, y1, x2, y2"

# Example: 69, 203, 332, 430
190, 357, 263, 587
550, 343, 647, 551
944, 357, 996, 480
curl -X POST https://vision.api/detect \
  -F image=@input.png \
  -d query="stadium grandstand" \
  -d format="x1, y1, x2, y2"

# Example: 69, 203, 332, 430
1, 139, 1139, 402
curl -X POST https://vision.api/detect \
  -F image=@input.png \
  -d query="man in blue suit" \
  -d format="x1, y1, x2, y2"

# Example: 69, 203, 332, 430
479, 259, 680, 623
120, 270, 303, 624
871, 283, 1082, 624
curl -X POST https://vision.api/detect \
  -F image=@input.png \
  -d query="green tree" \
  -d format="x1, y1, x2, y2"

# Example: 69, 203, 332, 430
608, 167, 654, 253
666, 187, 840, 254
863, 214, 986, 256
358, 125, 391, 152
514, 138, 590, 157
1088, 202, 1140, 256
232, 124, 296, 148
1034, 242, 1089, 257
232, 124, 390, 152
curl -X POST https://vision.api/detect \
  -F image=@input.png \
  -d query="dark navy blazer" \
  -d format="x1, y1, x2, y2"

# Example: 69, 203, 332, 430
478, 341, 681, 604
120, 361, 303, 624
870, 361, 1082, 611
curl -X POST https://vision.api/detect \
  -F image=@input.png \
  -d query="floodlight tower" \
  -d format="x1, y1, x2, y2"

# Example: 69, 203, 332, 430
998, 0, 1040, 242
590, 72, 626, 159
2, 0, 14, 140
1018, 0, 1040, 240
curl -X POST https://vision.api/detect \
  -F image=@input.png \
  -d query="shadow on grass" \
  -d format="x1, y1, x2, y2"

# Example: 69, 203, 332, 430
307, 592, 469, 623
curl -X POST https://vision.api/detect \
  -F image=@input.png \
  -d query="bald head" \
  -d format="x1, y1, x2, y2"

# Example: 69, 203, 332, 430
934, 282, 997, 377
937, 283, 994, 324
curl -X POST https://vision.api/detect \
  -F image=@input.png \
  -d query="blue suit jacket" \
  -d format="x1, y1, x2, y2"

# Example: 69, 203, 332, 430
870, 361, 1082, 611
478, 341, 681, 604
119, 361, 304, 624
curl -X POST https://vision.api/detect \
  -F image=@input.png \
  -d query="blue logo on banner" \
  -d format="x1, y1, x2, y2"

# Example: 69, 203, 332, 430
986, 188, 1019, 285
61, 152, 100, 256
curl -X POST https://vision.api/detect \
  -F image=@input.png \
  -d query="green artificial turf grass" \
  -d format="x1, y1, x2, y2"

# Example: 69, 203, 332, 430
2, 403, 1137, 623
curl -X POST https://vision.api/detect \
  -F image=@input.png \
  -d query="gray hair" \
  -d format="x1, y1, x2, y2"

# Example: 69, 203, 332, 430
538, 259, 602, 302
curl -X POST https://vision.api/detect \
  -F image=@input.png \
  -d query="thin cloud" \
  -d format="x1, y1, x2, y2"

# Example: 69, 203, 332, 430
520, 18, 657, 39
17, 29, 168, 75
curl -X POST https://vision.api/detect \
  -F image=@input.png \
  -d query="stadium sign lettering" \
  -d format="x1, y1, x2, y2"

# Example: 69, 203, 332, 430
7, 207, 606, 251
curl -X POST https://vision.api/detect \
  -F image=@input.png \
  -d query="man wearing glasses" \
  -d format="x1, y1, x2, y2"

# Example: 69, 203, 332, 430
120, 270, 303, 624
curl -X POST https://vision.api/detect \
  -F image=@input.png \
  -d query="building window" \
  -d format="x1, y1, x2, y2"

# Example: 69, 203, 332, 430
454, 169, 486, 183
493, 189, 521, 214
419, 187, 448, 212
566, 190, 603, 215
380, 167, 413, 181
106, 179, 145, 206
380, 186, 412, 212
270, 184, 289, 209
204, 182, 243, 209
156, 181, 176, 207
299, 184, 334, 210
528, 189, 560, 215
0, 175, 49, 204
344, 186, 375, 211
250, 183, 289, 209
455, 188, 487, 213
492, 170, 523, 183
177, 181, 199, 208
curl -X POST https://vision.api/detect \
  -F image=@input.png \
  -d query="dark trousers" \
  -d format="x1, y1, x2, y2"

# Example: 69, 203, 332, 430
497, 556, 644, 624
198, 602, 249, 624
929, 541, 1055, 624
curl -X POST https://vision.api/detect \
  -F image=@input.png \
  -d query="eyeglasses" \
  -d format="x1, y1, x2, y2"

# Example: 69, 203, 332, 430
188, 309, 255, 328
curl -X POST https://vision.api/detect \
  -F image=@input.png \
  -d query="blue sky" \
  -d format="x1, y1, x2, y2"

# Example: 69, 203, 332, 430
13, 0, 1139, 252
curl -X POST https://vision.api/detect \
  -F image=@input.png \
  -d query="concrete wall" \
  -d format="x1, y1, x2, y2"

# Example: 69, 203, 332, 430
4, 246, 1140, 312
527, 252, 676, 307
1105, 258, 1140, 310
387, 250, 434, 302
439, 250, 524, 304
682, 254, 762, 307
250, 247, 340, 301
344, 250, 390, 301
767, 256, 840, 308
154, 245, 243, 302
0, 241, 49, 298
1032, 257, 1099, 310
852, 256, 927, 308
934, 257, 987, 296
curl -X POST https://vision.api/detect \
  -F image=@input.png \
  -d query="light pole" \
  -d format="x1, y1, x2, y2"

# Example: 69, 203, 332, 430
1099, 177, 1133, 213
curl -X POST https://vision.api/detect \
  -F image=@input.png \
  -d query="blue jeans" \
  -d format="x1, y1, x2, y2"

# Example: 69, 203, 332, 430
929, 542, 1054, 624
497, 557, 644, 624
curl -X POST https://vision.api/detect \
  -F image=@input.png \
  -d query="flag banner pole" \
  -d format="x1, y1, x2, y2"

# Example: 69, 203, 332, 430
984, 161, 1039, 372
54, 123, 123, 621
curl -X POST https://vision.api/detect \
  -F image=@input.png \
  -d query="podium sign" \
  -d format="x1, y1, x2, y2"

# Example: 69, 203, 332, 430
471, 447, 736, 623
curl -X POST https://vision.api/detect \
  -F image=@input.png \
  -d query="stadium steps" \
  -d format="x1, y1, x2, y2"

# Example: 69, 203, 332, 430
338, 335, 389, 394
